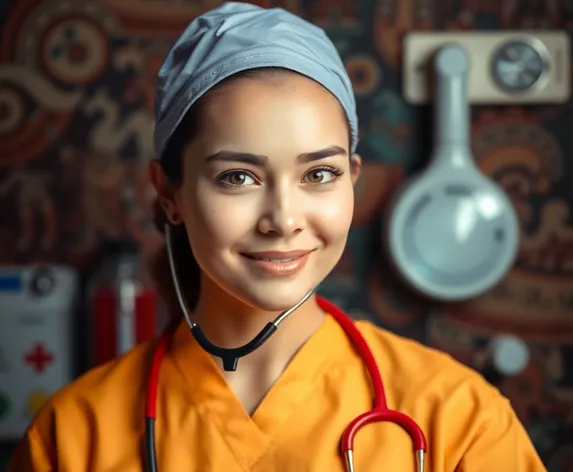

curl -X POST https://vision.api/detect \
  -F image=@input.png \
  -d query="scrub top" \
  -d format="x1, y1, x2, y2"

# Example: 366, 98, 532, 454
8, 314, 546, 472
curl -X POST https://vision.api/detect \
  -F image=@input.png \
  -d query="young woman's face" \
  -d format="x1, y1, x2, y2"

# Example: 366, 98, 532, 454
166, 73, 360, 312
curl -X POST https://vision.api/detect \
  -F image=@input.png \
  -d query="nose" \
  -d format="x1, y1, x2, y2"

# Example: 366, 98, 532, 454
257, 186, 304, 237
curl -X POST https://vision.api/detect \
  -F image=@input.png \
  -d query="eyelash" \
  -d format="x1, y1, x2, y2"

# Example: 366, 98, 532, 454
216, 166, 345, 188
310, 165, 345, 180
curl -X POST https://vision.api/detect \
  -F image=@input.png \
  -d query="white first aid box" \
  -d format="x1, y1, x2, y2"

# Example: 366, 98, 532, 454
0, 265, 78, 440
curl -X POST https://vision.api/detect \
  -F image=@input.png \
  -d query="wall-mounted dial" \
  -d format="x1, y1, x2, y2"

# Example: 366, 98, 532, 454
490, 39, 550, 94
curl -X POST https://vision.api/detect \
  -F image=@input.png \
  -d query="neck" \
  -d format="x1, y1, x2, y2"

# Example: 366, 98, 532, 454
190, 280, 326, 375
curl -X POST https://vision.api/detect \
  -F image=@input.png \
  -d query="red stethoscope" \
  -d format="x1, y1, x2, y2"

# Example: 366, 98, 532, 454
144, 225, 427, 471
144, 300, 427, 472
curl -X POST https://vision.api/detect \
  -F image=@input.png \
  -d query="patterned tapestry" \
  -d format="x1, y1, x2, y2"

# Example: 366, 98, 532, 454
0, 0, 572, 469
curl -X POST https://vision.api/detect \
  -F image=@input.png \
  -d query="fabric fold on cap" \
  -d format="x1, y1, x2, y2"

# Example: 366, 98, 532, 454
154, 1, 358, 161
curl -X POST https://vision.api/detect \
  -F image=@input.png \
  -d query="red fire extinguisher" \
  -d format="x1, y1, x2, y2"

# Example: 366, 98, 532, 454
88, 238, 157, 367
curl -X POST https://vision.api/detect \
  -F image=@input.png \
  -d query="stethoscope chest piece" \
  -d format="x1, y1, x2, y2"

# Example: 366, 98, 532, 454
386, 44, 519, 301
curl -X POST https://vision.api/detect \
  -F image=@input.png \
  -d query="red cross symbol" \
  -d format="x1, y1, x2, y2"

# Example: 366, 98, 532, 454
24, 343, 54, 374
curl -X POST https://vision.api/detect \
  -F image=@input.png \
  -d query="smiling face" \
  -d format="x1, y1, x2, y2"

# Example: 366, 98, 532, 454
152, 71, 360, 312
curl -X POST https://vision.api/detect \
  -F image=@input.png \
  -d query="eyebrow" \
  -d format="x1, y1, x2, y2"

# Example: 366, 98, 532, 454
204, 145, 347, 166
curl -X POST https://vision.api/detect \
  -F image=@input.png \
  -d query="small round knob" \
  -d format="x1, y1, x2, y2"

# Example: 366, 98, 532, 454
30, 267, 55, 297
490, 335, 530, 376
435, 44, 470, 77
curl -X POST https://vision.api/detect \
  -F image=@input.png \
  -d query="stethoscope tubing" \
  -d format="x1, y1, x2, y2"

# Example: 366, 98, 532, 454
144, 297, 427, 472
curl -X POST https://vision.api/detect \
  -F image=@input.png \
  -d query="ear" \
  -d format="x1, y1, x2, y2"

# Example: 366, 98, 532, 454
350, 154, 362, 186
148, 159, 182, 225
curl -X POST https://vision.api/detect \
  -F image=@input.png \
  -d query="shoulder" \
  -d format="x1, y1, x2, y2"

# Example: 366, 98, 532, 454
354, 320, 501, 405
352, 321, 544, 469
29, 340, 154, 453
47, 339, 153, 408
353, 322, 534, 462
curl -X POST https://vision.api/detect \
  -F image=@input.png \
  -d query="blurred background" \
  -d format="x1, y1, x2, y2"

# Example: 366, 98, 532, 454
0, 0, 572, 470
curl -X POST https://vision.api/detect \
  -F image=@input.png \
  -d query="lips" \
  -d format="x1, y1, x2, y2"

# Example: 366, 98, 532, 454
241, 249, 314, 276
242, 250, 313, 261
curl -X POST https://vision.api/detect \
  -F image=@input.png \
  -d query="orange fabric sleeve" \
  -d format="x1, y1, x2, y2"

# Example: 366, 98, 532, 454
6, 425, 53, 472
456, 396, 546, 471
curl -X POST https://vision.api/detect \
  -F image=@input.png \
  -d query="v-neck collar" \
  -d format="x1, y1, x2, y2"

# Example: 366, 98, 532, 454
166, 312, 352, 468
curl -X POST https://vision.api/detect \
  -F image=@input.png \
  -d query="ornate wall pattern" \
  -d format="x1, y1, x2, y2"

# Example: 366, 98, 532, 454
0, 0, 572, 469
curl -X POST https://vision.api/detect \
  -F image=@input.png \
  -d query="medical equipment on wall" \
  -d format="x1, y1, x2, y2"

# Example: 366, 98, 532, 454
386, 44, 520, 301
88, 238, 158, 367
142, 225, 428, 472
0, 265, 78, 440
403, 32, 570, 104
489, 335, 530, 376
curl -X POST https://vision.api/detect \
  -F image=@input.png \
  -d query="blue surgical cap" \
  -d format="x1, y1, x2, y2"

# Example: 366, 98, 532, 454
154, 1, 359, 163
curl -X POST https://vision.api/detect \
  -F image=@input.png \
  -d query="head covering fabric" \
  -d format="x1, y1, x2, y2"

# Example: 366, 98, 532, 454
154, 1, 359, 162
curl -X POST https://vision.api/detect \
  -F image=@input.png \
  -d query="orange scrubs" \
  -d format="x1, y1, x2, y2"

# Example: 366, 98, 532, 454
8, 315, 546, 471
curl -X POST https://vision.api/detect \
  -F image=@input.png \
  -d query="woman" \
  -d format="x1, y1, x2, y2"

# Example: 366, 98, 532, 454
9, 3, 546, 471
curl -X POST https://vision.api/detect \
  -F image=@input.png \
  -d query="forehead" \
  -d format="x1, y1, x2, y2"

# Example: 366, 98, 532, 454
194, 74, 349, 156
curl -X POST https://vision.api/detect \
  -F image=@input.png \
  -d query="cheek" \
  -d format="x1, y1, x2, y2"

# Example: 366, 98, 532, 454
312, 186, 354, 244
182, 184, 258, 251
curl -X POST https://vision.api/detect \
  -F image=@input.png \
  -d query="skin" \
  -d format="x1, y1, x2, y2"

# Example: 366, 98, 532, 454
149, 73, 361, 414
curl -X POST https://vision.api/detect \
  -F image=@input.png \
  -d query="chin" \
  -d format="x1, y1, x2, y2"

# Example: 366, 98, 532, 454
230, 282, 317, 313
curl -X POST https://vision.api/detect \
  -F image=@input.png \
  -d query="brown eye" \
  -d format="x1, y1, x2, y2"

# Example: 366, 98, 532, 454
306, 170, 325, 184
228, 173, 247, 185
218, 171, 256, 187
303, 167, 342, 184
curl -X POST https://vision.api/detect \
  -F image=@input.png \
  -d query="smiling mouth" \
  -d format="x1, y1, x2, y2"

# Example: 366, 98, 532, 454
242, 255, 299, 262
240, 250, 314, 276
